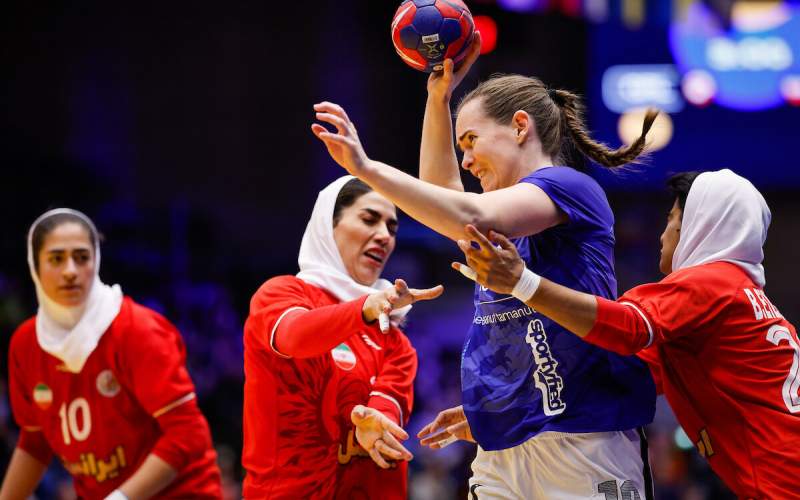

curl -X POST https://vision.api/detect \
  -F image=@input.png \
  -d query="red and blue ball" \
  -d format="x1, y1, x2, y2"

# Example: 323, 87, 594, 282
391, 0, 475, 73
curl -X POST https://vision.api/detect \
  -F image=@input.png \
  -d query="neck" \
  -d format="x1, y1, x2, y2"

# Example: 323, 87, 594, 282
514, 153, 555, 184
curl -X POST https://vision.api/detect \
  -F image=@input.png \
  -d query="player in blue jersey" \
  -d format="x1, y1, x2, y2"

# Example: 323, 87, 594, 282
312, 37, 658, 499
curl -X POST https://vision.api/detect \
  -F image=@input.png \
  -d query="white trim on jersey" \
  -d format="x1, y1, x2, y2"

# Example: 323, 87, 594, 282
269, 306, 309, 359
153, 392, 196, 418
620, 302, 654, 348
369, 391, 403, 424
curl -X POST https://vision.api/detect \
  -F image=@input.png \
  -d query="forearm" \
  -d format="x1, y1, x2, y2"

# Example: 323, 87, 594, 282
363, 160, 485, 241
117, 454, 177, 500
527, 279, 599, 337
527, 281, 651, 355
420, 93, 463, 191
0, 448, 47, 500
275, 295, 373, 358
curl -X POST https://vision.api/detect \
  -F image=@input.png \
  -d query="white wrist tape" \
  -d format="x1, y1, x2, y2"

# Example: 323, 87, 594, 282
436, 435, 459, 448
105, 490, 128, 500
511, 267, 541, 303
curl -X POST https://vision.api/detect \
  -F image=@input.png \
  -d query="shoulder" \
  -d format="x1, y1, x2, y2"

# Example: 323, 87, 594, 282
522, 166, 603, 192
250, 275, 320, 309
625, 262, 744, 305
112, 297, 181, 349
10, 317, 38, 355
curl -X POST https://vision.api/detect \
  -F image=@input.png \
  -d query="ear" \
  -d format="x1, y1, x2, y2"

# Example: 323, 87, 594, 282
511, 110, 533, 144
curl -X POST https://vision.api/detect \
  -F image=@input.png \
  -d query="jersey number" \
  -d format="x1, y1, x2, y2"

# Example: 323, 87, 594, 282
766, 325, 800, 413
597, 479, 640, 500
59, 398, 92, 445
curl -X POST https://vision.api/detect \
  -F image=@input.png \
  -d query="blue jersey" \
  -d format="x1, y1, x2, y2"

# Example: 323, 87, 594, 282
461, 167, 656, 451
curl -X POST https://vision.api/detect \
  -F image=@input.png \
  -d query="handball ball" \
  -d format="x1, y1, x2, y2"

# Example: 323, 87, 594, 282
391, 0, 475, 73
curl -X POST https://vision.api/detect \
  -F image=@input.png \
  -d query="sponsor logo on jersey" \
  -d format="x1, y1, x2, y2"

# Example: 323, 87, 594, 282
33, 383, 53, 410
96, 370, 121, 398
63, 445, 127, 483
526, 319, 566, 416
331, 343, 357, 371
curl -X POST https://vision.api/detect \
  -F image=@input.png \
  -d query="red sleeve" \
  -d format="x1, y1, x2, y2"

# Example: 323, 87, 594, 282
8, 325, 53, 464
367, 329, 417, 426
17, 430, 52, 465
8, 325, 40, 432
118, 306, 196, 420
248, 276, 377, 358
636, 346, 664, 395
150, 396, 213, 470
585, 269, 731, 355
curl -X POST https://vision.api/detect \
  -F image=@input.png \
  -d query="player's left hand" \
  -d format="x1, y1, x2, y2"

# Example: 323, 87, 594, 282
351, 405, 413, 469
452, 224, 524, 295
312, 102, 372, 177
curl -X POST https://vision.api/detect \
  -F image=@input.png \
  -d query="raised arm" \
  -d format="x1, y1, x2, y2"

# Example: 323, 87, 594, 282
419, 35, 481, 191
311, 104, 563, 241
454, 225, 653, 355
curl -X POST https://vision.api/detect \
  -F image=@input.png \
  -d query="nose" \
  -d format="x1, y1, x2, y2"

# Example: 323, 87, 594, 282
374, 224, 392, 245
461, 150, 474, 171
63, 257, 78, 280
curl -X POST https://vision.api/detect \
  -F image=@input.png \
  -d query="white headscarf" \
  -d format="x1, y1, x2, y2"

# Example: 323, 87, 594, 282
672, 169, 771, 287
28, 208, 123, 373
296, 176, 410, 324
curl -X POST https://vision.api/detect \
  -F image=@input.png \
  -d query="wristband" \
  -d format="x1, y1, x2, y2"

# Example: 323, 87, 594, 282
511, 267, 541, 303
105, 490, 128, 500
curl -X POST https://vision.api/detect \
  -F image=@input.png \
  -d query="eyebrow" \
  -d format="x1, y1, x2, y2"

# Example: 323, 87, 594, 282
45, 247, 91, 254
457, 130, 474, 145
362, 208, 398, 226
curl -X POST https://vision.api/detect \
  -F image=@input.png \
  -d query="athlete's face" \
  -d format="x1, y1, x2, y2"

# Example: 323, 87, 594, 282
455, 99, 523, 192
659, 199, 682, 275
333, 191, 398, 286
37, 222, 95, 306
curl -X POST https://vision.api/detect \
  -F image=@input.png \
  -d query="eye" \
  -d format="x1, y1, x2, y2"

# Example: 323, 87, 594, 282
361, 216, 378, 226
387, 225, 398, 237
74, 252, 91, 264
48, 254, 63, 265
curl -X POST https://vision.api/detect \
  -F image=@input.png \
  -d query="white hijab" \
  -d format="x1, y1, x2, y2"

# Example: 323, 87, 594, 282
296, 176, 410, 324
672, 169, 771, 287
28, 208, 123, 373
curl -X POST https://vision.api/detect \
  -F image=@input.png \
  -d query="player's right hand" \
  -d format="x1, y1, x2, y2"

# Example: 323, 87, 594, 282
362, 279, 444, 333
417, 405, 475, 449
351, 405, 413, 469
427, 31, 482, 101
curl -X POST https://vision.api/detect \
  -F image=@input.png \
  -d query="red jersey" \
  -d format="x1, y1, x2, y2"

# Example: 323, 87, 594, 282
242, 276, 417, 500
616, 262, 800, 498
8, 297, 222, 499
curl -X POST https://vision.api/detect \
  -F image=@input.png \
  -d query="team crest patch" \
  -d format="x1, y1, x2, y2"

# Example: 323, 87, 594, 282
33, 383, 53, 410
331, 343, 357, 371
96, 370, 121, 398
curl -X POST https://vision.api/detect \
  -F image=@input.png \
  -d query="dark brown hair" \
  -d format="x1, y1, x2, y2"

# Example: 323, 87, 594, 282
31, 212, 96, 273
332, 178, 373, 227
666, 171, 701, 212
457, 74, 658, 169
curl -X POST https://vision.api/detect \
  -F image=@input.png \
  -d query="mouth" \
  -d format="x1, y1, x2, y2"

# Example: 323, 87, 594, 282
59, 284, 82, 292
363, 248, 386, 266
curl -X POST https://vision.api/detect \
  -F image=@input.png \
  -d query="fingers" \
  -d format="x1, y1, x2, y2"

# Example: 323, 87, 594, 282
313, 101, 350, 122
350, 404, 368, 425
379, 312, 390, 333
445, 420, 470, 439
315, 112, 349, 136
381, 415, 409, 440
435, 434, 459, 448
374, 438, 409, 461
394, 278, 409, 296
410, 284, 444, 302
419, 428, 452, 447
464, 224, 496, 254
454, 31, 482, 76
452, 262, 476, 281
488, 229, 515, 251
368, 445, 392, 469
381, 430, 413, 460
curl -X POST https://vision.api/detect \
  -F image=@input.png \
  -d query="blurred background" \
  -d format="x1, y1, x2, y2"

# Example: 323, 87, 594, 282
1, 0, 798, 498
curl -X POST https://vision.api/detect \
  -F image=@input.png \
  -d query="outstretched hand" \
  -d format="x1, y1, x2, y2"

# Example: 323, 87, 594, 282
351, 405, 413, 469
312, 101, 372, 176
452, 224, 524, 295
417, 405, 475, 449
427, 32, 482, 101
363, 279, 444, 333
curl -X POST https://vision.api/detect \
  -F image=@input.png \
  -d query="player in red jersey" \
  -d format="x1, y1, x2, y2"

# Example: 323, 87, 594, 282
242, 176, 443, 499
0, 209, 222, 500
451, 169, 800, 498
